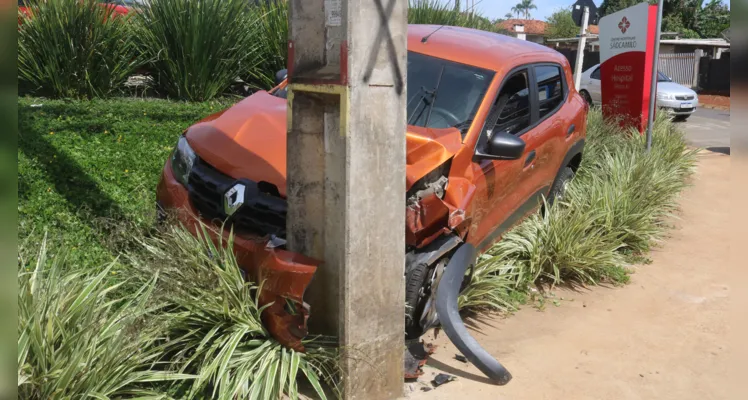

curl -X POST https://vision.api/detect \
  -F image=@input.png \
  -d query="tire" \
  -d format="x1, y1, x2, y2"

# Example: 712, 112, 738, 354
404, 262, 431, 339
580, 90, 593, 106
548, 167, 575, 207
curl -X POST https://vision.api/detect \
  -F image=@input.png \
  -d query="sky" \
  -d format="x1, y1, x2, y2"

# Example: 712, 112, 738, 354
469, 0, 598, 21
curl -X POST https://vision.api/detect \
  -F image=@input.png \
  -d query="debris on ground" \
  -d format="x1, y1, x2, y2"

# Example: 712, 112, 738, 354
431, 373, 456, 387
404, 341, 437, 379
454, 354, 468, 363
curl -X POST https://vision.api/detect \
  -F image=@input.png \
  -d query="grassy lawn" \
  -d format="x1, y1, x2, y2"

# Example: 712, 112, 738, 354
18, 96, 238, 266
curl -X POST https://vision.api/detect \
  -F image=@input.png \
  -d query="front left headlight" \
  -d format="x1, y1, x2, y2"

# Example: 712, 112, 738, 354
656, 92, 674, 100
171, 136, 196, 186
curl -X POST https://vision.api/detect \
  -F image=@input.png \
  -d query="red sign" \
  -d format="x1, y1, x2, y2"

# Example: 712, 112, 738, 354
598, 2, 658, 133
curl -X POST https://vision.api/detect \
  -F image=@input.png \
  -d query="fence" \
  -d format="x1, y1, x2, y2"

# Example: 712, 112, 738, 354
658, 53, 696, 87
698, 56, 730, 94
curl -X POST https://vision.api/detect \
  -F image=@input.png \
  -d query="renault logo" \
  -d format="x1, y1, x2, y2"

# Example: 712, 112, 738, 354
223, 183, 246, 216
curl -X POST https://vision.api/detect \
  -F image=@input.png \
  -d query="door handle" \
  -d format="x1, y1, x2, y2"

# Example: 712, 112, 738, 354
524, 150, 536, 167
567, 124, 576, 136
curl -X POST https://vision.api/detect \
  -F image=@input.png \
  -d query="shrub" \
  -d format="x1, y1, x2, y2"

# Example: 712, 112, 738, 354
129, 224, 340, 399
408, 0, 500, 32
17, 239, 185, 399
136, 0, 261, 101
460, 109, 698, 311
17, 0, 142, 98
244, 0, 289, 91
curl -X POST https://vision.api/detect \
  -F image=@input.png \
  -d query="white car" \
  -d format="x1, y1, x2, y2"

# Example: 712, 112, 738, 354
579, 63, 699, 121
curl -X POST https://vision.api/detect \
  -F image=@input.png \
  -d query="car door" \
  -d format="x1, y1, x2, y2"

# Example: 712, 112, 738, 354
587, 66, 602, 104
521, 64, 571, 203
469, 67, 534, 252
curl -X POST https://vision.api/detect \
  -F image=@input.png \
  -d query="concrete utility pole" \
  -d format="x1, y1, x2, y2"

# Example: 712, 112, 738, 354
573, 6, 589, 91
286, 0, 407, 398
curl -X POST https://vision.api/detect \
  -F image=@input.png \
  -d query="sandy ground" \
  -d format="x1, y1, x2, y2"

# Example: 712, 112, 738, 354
407, 151, 731, 400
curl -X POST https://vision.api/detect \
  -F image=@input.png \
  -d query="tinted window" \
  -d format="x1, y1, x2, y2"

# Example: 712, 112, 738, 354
590, 67, 601, 80
534, 65, 564, 119
486, 70, 531, 136
657, 71, 672, 82
407, 52, 493, 133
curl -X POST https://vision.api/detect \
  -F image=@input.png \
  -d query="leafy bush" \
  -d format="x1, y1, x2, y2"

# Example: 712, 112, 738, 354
17, 239, 185, 399
18, 0, 142, 98
408, 0, 500, 32
129, 224, 341, 399
460, 109, 698, 311
136, 0, 261, 101
245, 0, 289, 91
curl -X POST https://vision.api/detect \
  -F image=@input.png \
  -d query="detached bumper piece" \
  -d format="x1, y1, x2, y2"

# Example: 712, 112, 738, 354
435, 243, 513, 385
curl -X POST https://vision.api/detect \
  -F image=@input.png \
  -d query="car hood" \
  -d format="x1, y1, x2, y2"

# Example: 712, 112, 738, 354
186, 91, 464, 197
657, 81, 697, 96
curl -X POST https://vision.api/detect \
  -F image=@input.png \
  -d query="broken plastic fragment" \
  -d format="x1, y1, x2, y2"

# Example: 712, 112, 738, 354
431, 373, 456, 387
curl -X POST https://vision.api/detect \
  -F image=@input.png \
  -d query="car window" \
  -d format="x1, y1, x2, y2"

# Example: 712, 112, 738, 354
590, 67, 601, 80
534, 65, 564, 119
407, 52, 493, 134
486, 70, 531, 136
657, 71, 672, 82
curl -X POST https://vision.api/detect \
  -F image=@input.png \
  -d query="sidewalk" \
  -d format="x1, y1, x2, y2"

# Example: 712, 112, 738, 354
408, 151, 731, 400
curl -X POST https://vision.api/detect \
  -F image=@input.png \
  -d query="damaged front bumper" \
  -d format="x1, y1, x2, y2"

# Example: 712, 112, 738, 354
157, 161, 319, 352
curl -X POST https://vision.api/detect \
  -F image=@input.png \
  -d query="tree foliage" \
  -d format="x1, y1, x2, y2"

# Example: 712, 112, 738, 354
599, 0, 730, 39
545, 8, 579, 40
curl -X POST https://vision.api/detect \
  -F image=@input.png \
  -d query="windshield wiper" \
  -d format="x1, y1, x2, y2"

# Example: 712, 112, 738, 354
407, 86, 436, 125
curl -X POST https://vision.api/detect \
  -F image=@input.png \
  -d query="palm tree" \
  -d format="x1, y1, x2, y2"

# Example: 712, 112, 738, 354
519, 0, 537, 19
504, 12, 514, 19
511, 5, 522, 18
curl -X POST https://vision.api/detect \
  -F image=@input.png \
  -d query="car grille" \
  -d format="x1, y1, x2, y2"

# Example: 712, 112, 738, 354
675, 95, 695, 101
187, 158, 287, 238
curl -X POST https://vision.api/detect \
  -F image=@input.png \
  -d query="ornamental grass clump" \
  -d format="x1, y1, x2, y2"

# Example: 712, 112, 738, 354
18, 0, 142, 98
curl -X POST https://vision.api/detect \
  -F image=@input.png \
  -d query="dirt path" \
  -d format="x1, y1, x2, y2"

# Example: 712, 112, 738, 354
408, 151, 731, 400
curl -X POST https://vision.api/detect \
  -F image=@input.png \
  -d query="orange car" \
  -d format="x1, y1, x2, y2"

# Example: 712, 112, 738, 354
157, 25, 587, 360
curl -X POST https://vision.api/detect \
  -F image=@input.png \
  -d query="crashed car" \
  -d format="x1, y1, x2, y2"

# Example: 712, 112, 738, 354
157, 25, 587, 378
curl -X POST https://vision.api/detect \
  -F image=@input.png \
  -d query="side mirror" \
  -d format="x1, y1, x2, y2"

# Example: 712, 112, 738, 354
275, 69, 288, 86
484, 131, 525, 160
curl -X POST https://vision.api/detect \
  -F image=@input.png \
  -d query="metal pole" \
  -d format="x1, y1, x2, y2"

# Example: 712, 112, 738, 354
646, 0, 664, 152
573, 6, 590, 91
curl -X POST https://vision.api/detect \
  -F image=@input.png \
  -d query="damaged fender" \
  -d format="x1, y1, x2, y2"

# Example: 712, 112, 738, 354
435, 243, 512, 385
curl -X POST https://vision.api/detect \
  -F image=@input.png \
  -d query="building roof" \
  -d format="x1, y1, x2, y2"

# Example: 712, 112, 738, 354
407, 25, 567, 72
497, 18, 599, 36
499, 19, 547, 35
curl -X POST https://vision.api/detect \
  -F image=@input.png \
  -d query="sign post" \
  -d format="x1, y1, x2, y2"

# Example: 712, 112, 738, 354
598, 2, 658, 133
644, 0, 664, 151
573, 6, 590, 91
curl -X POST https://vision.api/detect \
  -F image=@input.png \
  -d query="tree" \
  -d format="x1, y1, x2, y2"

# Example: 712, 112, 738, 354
505, 12, 514, 19
697, 0, 730, 38
511, 5, 522, 18
515, 0, 537, 19
546, 8, 579, 40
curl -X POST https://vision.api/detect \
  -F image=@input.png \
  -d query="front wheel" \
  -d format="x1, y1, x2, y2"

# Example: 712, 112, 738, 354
404, 262, 432, 339
548, 167, 575, 207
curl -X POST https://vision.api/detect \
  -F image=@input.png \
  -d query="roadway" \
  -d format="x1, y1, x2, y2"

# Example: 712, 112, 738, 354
677, 107, 730, 153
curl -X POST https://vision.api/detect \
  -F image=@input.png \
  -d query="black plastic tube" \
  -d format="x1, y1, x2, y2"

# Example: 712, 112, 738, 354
435, 243, 513, 385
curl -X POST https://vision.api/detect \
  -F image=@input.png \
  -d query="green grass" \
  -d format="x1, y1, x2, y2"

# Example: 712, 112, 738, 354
18, 96, 238, 267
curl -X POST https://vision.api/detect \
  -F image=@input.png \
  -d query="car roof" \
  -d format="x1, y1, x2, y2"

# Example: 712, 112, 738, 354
407, 25, 568, 72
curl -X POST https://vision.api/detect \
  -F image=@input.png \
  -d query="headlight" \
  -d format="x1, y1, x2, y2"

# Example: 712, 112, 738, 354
171, 136, 196, 186
657, 92, 674, 100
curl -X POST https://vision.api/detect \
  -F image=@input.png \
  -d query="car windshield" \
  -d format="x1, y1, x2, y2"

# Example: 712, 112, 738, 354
657, 72, 672, 82
407, 51, 494, 134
